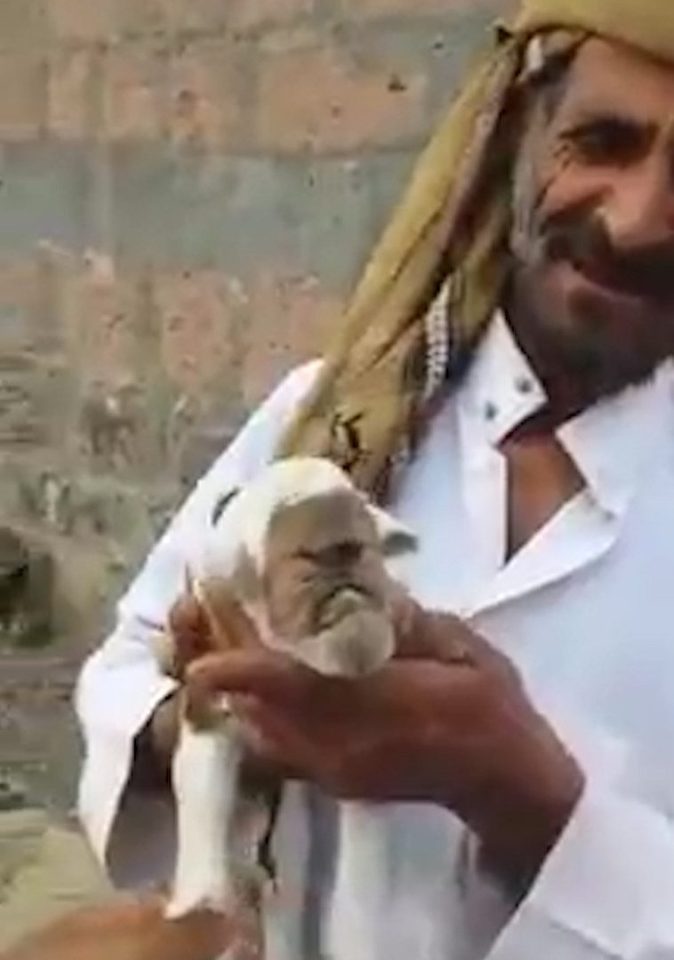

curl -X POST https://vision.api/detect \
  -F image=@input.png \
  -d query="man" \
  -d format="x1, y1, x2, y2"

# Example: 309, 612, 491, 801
75, 0, 674, 957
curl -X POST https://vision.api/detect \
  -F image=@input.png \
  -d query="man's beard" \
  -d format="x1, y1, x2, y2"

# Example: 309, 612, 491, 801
509, 207, 674, 407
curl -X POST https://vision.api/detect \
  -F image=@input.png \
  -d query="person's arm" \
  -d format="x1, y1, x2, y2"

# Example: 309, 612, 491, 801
74, 361, 321, 891
180, 603, 674, 960
482, 711, 674, 960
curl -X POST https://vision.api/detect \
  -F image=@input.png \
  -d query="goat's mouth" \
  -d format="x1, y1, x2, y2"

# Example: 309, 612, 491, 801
314, 584, 378, 631
291, 604, 395, 677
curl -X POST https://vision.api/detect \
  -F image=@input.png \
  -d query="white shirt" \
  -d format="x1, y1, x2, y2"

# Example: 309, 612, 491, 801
76, 314, 674, 959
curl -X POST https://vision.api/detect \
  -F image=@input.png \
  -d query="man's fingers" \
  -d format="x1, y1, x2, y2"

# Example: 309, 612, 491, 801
394, 598, 471, 663
166, 579, 261, 682
167, 594, 213, 671
185, 649, 318, 707
233, 697, 305, 783
168, 593, 206, 640
393, 599, 507, 671
199, 576, 261, 651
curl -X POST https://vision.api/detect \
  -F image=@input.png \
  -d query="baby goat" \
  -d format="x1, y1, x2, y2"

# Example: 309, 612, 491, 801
156, 457, 416, 954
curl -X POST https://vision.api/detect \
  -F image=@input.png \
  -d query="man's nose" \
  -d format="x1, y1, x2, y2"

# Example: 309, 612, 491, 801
602, 157, 674, 248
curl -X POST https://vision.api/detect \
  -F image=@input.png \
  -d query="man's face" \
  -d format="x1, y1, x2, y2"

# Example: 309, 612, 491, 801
512, 38, 674, 401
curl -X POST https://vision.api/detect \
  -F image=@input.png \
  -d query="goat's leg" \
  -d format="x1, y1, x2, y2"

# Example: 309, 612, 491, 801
166, 719, 243, 920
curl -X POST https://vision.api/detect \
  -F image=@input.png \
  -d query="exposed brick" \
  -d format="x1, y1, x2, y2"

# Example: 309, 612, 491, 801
167, 41, 241, 149
45, 475, 154, 550
61, 254, 142, 385
0, 0, 47, 50
229, 0, 313, 31
111, 0, 168, 37
51, 529, 134, 639
0, 260, 39, 351
0, 0, 515, 705
0, 144, 90, 257
242, 269, 341, 407
46, 0, 117, 42
57, 255, 170, 478
101, 41, 166, 140
256, 25, 322, 55
0, 365, 43, 446
161, 0, 229, 34
0, 356, 67, 448
48, 0, 302, 40
337, 0, 498, 16
154, 269, 237, 395
0, 53, 46, 140
255, 45, 427, 153
173, 421, 239, 490
47, 48, 93, 139
78, 381, 162, 475
47, 0, 170, 41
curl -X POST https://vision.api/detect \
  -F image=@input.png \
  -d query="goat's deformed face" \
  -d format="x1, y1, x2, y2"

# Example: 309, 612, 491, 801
194, 458, 416, 679
165, 458, 416, 923
258, 491, 404, 677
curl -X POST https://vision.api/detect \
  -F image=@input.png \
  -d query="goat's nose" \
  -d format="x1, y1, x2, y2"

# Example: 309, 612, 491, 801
317, 540, 363, 568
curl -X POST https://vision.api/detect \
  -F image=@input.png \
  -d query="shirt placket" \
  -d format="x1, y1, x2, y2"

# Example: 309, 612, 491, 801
458, 411, 508, 612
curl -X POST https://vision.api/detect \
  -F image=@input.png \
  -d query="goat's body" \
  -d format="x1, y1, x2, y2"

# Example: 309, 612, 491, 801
167, 719, 244, 919
159, 457, 416, 954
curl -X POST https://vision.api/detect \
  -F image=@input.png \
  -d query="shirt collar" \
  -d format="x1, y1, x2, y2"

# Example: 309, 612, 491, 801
458, 312, 548, 445
458, 312, 674, 518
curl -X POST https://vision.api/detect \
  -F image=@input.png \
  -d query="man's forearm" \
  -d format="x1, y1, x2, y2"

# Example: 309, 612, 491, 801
464, 721, 585, 896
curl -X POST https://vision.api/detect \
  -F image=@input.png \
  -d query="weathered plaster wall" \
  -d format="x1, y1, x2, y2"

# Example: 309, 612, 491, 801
0, 0, 513, 652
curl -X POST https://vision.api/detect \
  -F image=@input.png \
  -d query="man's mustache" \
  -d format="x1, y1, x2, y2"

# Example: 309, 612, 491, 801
542, 213, 674, 304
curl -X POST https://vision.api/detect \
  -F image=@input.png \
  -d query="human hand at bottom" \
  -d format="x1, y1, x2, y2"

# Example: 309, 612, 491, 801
182, 596, 584, 892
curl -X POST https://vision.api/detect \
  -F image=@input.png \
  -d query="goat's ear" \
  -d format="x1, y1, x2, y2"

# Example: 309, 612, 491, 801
229, 546, 262, 608
367, 504, 417, 557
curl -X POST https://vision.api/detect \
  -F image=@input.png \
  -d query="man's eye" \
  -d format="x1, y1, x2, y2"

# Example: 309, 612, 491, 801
564, 120, 643, 165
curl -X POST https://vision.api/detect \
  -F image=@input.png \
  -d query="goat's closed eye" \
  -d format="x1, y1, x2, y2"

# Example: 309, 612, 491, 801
295, 549, 319, 564
316, 541, 364, 567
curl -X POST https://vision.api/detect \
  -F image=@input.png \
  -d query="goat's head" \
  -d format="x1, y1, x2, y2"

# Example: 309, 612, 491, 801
193, 457, 416, 677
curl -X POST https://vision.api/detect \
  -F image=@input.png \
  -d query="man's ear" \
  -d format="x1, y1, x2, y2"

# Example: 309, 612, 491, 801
367, 504, 417, 557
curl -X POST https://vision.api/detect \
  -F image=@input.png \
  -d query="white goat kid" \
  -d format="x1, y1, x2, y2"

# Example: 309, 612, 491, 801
157, 456, 416, 947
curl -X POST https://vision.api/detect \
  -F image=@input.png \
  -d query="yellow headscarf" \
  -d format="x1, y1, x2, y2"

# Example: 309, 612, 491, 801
278, 0, 674, 500
516, 0, 674, 67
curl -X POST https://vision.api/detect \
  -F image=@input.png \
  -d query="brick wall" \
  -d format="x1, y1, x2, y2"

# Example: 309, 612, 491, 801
0, 0, 512, 651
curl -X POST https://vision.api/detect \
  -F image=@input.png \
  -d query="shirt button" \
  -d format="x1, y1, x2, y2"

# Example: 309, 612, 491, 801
484, 401, 498, 421
515, 376, 534, 395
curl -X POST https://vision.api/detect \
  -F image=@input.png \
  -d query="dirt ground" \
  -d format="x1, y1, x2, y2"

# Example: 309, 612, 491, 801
0, 809, 116, 953
0, 651, 116, 951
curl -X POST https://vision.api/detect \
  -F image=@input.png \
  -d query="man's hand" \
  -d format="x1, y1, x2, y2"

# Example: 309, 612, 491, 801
133, 589, 249, 786
183, 599, 584, 891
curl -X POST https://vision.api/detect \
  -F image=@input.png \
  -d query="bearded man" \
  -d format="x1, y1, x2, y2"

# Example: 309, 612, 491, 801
75, 1, 674, 957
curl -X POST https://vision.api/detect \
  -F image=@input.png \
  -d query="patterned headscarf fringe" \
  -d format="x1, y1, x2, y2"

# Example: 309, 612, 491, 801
277, 32, 526, 499
276, 6, 640, 501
